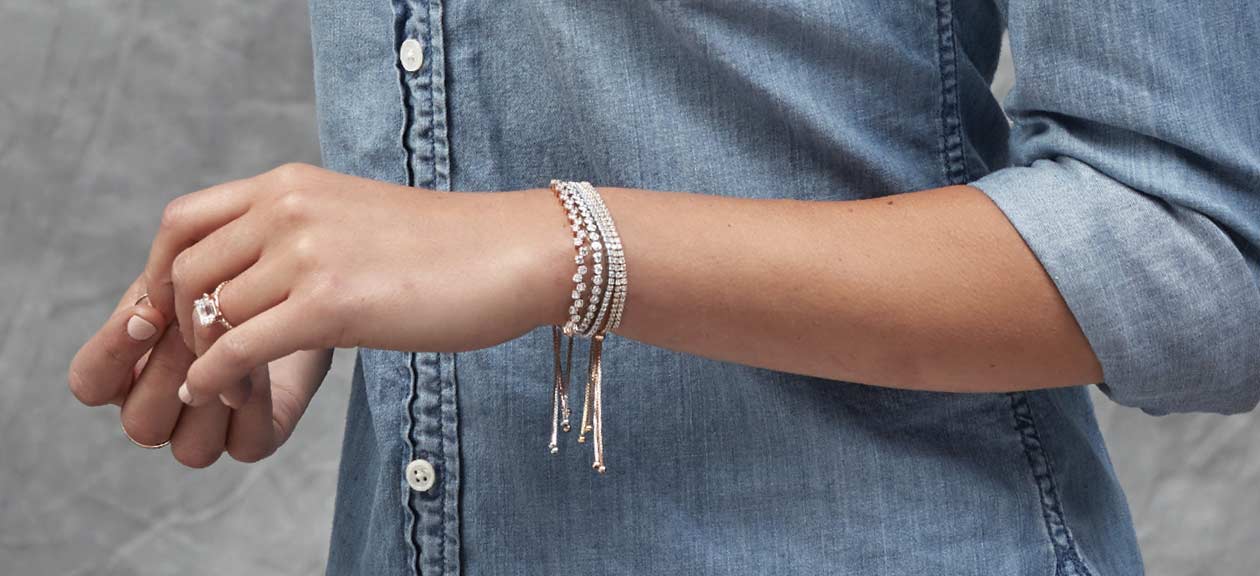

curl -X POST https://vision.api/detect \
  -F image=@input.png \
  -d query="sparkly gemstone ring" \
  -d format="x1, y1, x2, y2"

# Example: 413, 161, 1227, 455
193, 281, 234, 330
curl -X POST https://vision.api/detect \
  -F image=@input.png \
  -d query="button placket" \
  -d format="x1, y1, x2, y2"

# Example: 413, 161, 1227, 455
395, 0, 457, 572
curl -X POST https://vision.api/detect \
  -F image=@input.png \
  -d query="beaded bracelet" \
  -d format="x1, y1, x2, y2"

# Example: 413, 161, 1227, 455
547, 179, 627, 473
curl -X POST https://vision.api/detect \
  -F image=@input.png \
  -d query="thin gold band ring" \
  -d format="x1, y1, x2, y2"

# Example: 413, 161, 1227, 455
121, 423, 170, 450
124, 292, 170, 449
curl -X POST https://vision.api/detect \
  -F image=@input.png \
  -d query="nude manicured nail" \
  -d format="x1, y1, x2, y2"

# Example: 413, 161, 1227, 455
178, 383, 193, 405
126, 316, 157, 341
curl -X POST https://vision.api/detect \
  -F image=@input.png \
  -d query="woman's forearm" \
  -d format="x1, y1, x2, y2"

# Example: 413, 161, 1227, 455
526, 184, 1102, 393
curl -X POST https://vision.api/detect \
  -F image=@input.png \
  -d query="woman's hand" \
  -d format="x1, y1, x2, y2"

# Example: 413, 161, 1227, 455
144, 163, 572, 408
67, 274, 332, 467
69, 162, 569, 465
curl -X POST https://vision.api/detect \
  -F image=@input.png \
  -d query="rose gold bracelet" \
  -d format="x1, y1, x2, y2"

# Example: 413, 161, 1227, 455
546, 179, 626, 473
549, 180, 587, 453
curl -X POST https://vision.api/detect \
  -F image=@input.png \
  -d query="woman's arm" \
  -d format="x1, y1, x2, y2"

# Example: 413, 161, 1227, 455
136, 164, 1097, 405
526, 183, 1102, 394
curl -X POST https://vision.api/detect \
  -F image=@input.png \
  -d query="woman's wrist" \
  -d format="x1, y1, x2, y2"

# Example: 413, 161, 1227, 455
510, 186, 583, 329
473, 184, 629, 333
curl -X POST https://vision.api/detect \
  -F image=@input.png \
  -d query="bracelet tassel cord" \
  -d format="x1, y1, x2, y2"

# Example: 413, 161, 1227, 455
549, 327, 607, 473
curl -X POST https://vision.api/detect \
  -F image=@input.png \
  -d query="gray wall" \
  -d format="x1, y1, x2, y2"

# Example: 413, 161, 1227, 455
0, 2, 1255, 575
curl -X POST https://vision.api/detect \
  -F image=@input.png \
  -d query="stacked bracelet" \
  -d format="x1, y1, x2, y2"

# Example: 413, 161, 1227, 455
547, 179, 628, 474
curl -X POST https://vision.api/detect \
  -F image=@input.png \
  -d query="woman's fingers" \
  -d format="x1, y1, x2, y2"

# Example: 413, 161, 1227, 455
168, 309, 232, 468
188, 256, 294, 408
68, 296, 168, 407
183, 306, 250, 408
268, 349, 333, 446
183, 301, 313, 407
226, 364, 277, 463
171, 212, 265, 352
168, 399, 230, 468
143, 177, 257, 321
213, 253, 295, 325
119, 324, 194, 447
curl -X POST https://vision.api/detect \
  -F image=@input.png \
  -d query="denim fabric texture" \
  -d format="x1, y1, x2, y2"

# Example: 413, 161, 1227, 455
310, 1, 1259, 574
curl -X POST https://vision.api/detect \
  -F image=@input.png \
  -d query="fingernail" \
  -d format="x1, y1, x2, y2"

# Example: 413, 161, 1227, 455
219, 393, 237, 409
127, 316, 157, 341
178, 383, 193, 405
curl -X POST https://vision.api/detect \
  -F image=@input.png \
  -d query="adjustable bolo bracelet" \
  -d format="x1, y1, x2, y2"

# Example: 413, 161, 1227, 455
548, 179, 628, 474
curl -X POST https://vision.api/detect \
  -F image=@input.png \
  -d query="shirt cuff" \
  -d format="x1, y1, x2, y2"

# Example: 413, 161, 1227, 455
970, 157, 1260, 415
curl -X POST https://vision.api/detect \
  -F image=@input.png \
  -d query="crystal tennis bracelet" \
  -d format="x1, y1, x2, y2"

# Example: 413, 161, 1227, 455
578, 181, 627, 333
548, 179, 627, 474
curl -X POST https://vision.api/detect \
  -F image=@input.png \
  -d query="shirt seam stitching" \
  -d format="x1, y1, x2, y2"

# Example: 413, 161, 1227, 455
405, 351, 424, 575
393, 0, 419, 188
935, 0, 969, 186
445, 351, 462, 576
1007, 392, 1097, 576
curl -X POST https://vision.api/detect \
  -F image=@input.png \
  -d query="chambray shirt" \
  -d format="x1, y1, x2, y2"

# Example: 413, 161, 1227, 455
310, 1, 1260, 574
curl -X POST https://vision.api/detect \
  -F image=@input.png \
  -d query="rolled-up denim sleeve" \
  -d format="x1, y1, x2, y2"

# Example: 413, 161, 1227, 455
969, 2, 1260, 415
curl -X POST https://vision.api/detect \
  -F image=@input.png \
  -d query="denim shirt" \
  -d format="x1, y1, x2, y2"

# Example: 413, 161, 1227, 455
309, 1, 1260, 574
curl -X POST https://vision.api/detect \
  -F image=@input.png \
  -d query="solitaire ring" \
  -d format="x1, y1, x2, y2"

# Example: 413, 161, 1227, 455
122, 423, 170, 450
193, 281, 234, 330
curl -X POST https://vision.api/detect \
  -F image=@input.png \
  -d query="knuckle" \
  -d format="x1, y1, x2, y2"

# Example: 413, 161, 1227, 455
67, 367, 109, 406
104, 343, 132, 373
269, 387, 301, 440
290, 232, 321, 269
142, 270, 173, 310
120, 412, 167, 447
145, 355, 188, 386
159, 196, 192, 232
272, 189, 310, 226
172, 443, 221, 469
268, 162, 312, 184
171, 251, 195, 289
227, 442, 275, 464
119, 407, 144, 436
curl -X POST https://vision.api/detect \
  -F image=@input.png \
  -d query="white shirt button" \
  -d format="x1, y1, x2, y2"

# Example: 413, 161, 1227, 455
405, 458, 436, 492
399, 38, 424, 72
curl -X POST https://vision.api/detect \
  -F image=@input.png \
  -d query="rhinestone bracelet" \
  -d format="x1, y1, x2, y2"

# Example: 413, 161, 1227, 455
548, 182, 589, 445
573, 182, 613, 338
556, 182, 597, 336
547, 179, 627, 473
549, 180, 602, 458
577, 181, 627, 334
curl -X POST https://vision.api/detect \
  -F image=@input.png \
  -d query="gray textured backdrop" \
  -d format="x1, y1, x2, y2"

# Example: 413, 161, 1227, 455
1, 2, 1256, 575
